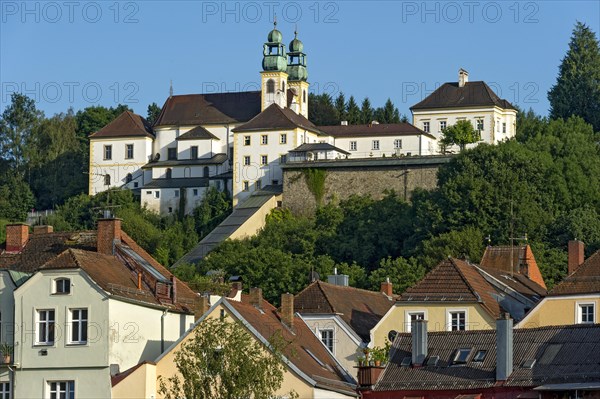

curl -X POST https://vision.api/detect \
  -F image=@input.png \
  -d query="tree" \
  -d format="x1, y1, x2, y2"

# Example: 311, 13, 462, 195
548, 22, 600, 131
308, 93, 338, 125
440, 119, 480, 152
0, 93, 43, 171
146, 102, 162, 126
75, 104, 132, 139
334, 92, 347, 122
346, 96, 361, 124
158, 316, 295, 399
360, 97, 374, 124
0, 173, 35, 221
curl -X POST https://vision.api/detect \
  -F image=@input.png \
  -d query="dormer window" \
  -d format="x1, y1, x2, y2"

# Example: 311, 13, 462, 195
54, 278, 71, 295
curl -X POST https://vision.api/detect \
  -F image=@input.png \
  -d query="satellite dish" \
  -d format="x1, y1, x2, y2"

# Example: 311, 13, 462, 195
154, 153, 160, 161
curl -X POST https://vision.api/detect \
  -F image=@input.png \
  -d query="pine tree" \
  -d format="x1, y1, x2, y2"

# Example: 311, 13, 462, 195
548, 21, 600, 131
334, 92, 347, 122
360, 97, 374, 124
382, 98, 401, 123
346, 96, 361, 125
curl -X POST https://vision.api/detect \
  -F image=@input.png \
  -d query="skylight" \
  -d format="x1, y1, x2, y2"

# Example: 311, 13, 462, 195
472, 350, 487, 362
522, 359, 536, 369
452, 348, 471, 364
539, 344, 562, 365
400, 357, 412, 367
426, 355, 440, 367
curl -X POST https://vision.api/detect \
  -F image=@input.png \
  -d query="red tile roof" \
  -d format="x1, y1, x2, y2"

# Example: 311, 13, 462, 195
480, 245, 546, 289
294, 281, 394, 341
550, 249, 600, 295
232, 103, 323, 135
89, 111, 154, 139
410, 81, 516, 111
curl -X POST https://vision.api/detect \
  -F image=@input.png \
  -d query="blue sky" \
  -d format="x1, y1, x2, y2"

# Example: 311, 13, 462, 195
1, 1, 599, 119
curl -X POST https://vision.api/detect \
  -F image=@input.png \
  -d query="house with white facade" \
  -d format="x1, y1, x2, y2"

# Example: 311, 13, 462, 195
410, 69, 517, 152
0, 221, 200, 398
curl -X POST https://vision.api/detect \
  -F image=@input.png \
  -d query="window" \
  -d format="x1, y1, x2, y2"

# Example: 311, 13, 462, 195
133, 182, 138, 188
266, 79, 275, 94
350, 141, 357, 151
54, 278, 70, 295
36, 309, 55, 345
168, 207, 172, 213
261, 155, 268, 165
280, 134, 287, 144
174, 189, 179, 197
125, 173, 132, 183
203, 166, 209, 177
256, 180, 262, 190
0, 382, 9, 399
388, 330, 398, 342
193, 189, 198, 196
280, 154, 287, 164
303, 90, 306, 103
372, 140, 380, 150
146, 190, 152, 195
103, 145, 112, 160
244, 136, 251, 146
476, 118, 484, 131
502, 122, 507, 133
125, 144, 134, 159
578, 303, 595, 324
242, 181, 249, 191
449, 311, 466, 331
439, 120, 447, 131
394, 139, 403, 149
48, 381, 74, 399
261, 135, 268, 145
473, 350, 487, 362
166, 168, 172, 179
243, 156, 251, 166
191, 146, 198, 159
320, 329, 334, 353
281, 81, 285, 92
406, 312, 425, 332
167, 148, 177, 160
452, 348, 471, 364
154, 191, 160, 199
104, 174, 111, 186
496, 119, 500, 133
423, 121, 430, 133
69, 308, 88, 344
272, 180, 279, 185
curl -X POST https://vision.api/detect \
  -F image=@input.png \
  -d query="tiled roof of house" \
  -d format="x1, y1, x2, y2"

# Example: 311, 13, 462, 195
399, 258, 502, 319
176, 125, 220, 141
480, 245, 547, 289
0, 231, 97, 273
89, 111, 154, 139
477, 266, 547, 300
153, 92, 261, 126
232, 103, 323, 135
410, 81, 516, 111
228, 296, 357, 395
289, 143, 350, 155
549, 250, 600, 296
318, 123, 435, 139
294, 281, 394, 341
141, 153, 228, 169
374, 324, 600, 391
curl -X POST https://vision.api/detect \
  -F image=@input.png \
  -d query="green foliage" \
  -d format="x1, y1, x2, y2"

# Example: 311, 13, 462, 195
360, 97, 374, 124
440, 119, 480, 152
193, 187, 232, 238
303, 169, 327, 205
158, 316, 295, 399
419, 227, 485, 267
0, 173, 35, 221
308, 93, 338, 126
549, 22, 600, 131
146, 102, 162, 126
368, 257, 425, 294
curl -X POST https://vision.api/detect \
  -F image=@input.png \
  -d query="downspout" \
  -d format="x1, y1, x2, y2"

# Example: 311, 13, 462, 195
161, 309, 168, 353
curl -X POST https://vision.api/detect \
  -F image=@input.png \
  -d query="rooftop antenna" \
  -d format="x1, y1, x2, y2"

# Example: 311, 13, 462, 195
169, 80, 173, 98
274, 13, 277, 27
485, 234, 492, 246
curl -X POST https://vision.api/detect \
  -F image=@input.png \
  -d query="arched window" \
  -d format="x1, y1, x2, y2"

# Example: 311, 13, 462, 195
104, 174, 111, 186
303, 90, 306, 103
266, 79, 275, 94
126, 173, 132, 183
203, 166, 209, 177
166, 168, 172, 179
54, 278, 71, 294
281, 81, 285, 92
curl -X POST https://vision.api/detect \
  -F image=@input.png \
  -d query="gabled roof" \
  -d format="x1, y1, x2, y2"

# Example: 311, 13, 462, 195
290, 143, 350, 155
550, 250, 600, 296
374, 324, 600, 391
399, 258, 502, 319
294, 280, 394, 341
89, 111, 154, 139
154, 92, 261, 126
232, 103, 323, 135
318, 123, 436, 139
410, 81, 516, 111
226, 296, 357, 395
176, 125, 220, 141
480, 245, 547, 289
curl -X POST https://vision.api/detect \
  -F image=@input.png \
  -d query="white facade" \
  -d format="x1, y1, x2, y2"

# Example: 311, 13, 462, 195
332, 134, 436, 158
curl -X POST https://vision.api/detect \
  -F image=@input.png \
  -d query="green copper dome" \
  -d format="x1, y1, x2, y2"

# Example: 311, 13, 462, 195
289, 36, 303, 52
268, 28, 283, 44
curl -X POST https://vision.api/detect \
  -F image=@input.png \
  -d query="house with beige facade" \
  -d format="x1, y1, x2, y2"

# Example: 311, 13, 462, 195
519, 240, 599, 328
0, 221, 200, 399
111, 288, 357, 398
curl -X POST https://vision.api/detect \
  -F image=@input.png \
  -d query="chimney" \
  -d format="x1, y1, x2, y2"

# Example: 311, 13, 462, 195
380, 278, 393, 297
496, 313, 513, 381
171, 276, 178, 304
458, 68, 469, 88
97, 218, 122, 255
5, 223, 29, 252
280, 293, 294, 329
340, 120, 348, 126
137, 272, 142, 290
195, 295, 210, 319
231, 282, 242, 291
411, 319, 428, 366
249, 287, 263, 309
33, 225, 53, 235
327, 269, 349, 286
568, 240, 585, 275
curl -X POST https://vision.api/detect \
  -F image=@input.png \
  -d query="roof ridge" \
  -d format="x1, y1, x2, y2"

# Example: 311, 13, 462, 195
316, 281, 338, 313
451, 258, 489, 303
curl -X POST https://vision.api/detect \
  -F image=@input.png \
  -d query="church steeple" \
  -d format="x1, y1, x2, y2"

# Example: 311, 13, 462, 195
261, 18, 289, 111
286, 28, 309, 118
